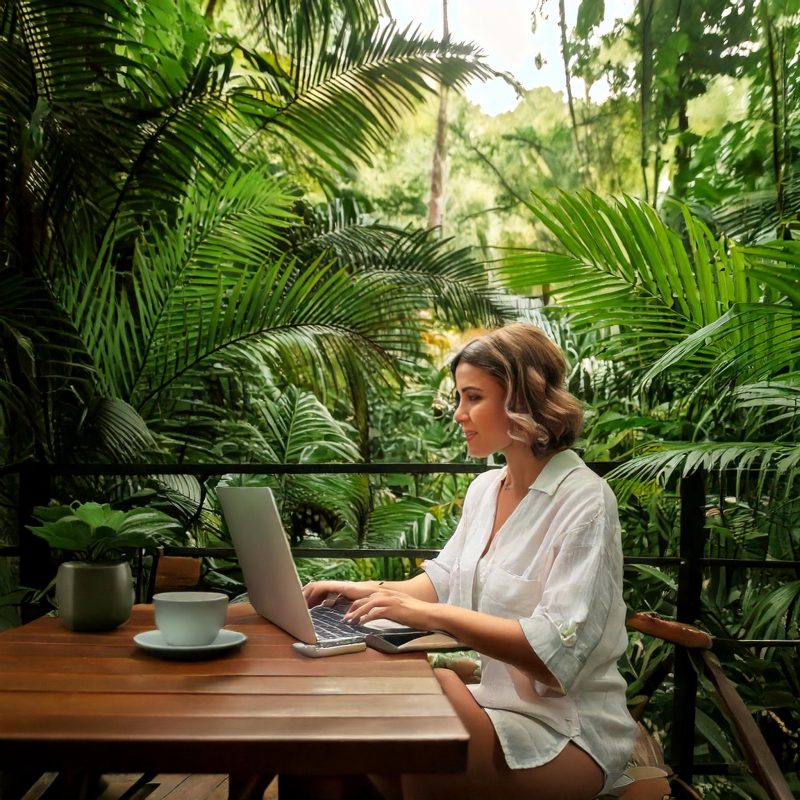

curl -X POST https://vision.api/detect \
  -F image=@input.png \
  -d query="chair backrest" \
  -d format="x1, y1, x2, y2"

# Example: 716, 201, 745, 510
148, 555, 201, 598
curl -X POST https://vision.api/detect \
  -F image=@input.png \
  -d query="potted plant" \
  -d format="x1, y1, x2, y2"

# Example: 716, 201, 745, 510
28, 502, 183, 631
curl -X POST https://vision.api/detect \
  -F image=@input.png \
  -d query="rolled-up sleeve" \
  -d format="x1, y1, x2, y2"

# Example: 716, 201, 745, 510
519, 510, 615, 694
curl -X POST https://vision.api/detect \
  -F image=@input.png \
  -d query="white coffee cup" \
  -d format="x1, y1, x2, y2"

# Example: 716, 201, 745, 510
153, 591, 229, 646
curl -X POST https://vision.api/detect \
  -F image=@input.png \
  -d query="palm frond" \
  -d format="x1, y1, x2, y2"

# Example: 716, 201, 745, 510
240, 0, 385, 43
294, 203, 511, 327
710, 174, 800, 243
258, 386, 361, 464
732, 379, 800, 435
2, 1, 154, 224
744, 242, 800, 306
98, 57, 254, 227
2, 0, 509, 471
0, 269, 96, 459
105, 170, 435, 409
76, 397, 157, 463
53, 167, 295, 402
2, 1, 259, 276
11, 0, 134, 103
500, 193, 774, 378
213, 384, 367, 534
238, 21, 501, 173
741, 580, 800, 641
608, 442, 800, 500
639, 303, 799, 398
365, 496, 432, 549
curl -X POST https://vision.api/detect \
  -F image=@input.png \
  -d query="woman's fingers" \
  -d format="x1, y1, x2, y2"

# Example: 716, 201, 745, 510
305, 584, 417, 623
344, 593, 380, 619
302, 580, 343, 606
346, 591, 408, 623
346, 591, 392, 615
347, 605, 388, 624
303, 580, 374, 607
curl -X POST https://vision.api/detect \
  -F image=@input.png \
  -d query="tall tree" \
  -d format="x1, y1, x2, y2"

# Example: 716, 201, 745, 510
427, 0, 449, 232
557, 0, 586, 179
639, 0, 654, 201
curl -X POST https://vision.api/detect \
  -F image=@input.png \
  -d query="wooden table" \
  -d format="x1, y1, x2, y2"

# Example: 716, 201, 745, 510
0, 604, 468, 799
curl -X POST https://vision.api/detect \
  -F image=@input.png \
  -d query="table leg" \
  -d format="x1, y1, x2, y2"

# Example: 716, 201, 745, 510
227, 772, 274, 800
278, 774, 384, 800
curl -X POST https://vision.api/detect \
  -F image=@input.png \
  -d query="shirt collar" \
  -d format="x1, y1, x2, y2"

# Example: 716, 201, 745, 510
529, 449, 584, 496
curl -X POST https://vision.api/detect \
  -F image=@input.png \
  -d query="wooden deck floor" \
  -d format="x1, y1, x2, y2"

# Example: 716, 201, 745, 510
20, 773, 279, 800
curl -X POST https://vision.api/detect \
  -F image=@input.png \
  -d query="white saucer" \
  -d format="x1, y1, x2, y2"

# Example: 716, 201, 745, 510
133, 628, 247, 657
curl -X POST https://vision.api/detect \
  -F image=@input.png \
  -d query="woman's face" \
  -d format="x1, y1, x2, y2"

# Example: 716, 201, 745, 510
453, 362, 514, 458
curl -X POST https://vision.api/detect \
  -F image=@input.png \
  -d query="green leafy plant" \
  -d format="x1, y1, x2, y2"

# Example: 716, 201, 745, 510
27, 503, 183, 564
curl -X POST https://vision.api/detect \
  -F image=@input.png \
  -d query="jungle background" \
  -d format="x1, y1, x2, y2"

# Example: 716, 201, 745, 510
0, 0, 798, 796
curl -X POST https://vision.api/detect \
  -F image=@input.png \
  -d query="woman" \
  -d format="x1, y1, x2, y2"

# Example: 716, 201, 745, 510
303, 323, 636, 799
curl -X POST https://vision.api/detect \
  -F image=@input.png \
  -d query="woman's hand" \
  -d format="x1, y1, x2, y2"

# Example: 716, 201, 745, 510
302, 579, 379, 608
343, 589, 438, 631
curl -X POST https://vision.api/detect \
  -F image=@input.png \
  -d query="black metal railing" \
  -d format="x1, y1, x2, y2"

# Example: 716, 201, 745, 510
1, 459, 798, 788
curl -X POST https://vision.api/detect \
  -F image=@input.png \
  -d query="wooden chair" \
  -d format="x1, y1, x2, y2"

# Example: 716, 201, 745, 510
145, 551, 202, 598
623, 612, 794, 800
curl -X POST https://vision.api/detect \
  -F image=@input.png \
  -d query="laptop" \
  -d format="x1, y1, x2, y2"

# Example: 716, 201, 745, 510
217, 485, 409, 646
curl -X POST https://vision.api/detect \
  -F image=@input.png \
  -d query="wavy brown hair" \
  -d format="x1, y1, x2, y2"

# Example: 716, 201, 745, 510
451, 323, 584, 457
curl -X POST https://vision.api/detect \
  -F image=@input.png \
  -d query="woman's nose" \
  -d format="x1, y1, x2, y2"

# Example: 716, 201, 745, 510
453, 401, 466, 423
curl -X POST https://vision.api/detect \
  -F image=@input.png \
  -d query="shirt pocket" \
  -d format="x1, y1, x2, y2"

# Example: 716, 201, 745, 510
480, 566, 542, 619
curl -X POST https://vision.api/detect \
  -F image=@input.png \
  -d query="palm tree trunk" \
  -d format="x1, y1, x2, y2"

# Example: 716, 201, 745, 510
762, 5, 786, 230
427, 0, 449, 232
672, 89, 690, 200
639, 0, 654, 202
558, 0, 585, 179
672, 2, 692, 201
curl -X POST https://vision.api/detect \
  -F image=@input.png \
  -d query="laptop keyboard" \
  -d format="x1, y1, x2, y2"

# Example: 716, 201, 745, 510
310, 604, 373, 644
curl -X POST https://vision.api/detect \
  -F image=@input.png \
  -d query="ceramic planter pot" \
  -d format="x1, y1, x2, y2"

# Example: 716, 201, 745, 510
55, 561, 134, 631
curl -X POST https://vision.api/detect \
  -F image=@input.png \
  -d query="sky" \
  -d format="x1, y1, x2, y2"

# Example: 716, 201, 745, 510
385, 0, 634, 115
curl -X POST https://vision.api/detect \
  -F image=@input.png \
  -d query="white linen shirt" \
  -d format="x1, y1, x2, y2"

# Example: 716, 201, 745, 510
423, 450, 636, 795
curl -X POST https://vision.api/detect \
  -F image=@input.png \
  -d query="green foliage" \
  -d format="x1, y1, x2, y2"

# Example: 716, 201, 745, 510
27, 502, 183, 563
0, 0, 504, 474
348, 86, 624, 250
576, 0, 605, 39
207, 379, 366, 542
502, 193, 800, 494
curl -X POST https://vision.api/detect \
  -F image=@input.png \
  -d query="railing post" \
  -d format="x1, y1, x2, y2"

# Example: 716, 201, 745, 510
672, 467, 706, 786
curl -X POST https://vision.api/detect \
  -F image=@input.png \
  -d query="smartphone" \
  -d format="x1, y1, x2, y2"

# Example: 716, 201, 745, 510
292, 641, 367, 658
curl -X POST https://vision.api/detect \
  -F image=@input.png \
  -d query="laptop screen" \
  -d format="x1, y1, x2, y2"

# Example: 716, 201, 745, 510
217, 486, 319, 644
